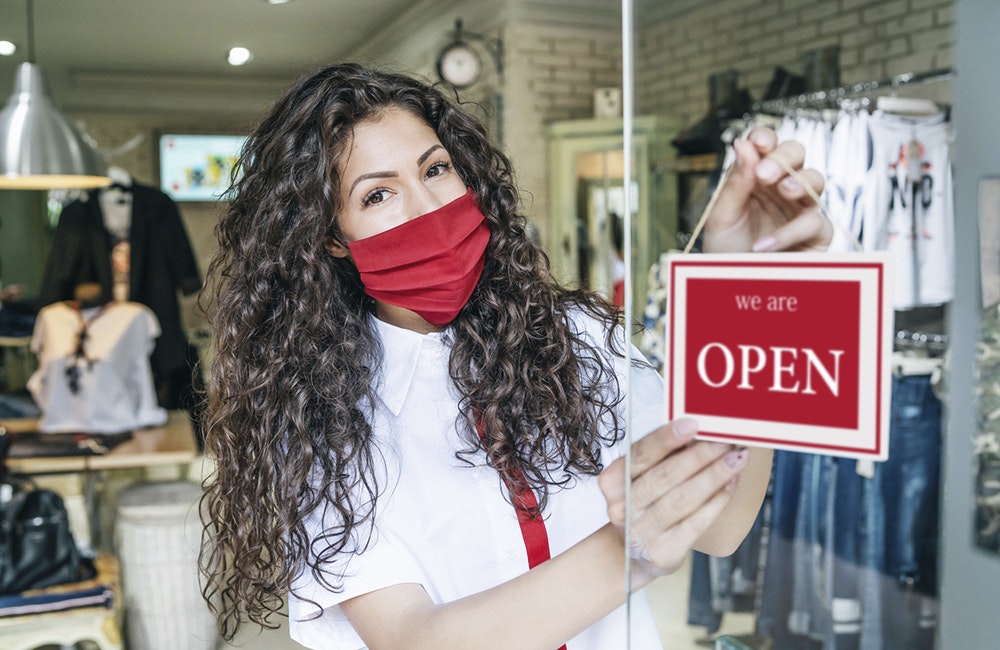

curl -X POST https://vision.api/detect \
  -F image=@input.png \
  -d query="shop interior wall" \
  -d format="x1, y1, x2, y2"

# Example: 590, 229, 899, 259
0, 0, 623, 337
0, 0, 958, 347
349, 0, 624, 255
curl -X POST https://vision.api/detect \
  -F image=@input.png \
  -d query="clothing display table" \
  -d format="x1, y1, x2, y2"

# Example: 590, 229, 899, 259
1, 409, 197, 475
1, 410, 199, 550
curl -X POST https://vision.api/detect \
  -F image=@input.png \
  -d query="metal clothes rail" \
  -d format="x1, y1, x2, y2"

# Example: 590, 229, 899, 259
751, 66, 956, 114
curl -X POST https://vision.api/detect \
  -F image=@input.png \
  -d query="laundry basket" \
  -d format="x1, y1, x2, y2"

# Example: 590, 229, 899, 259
115, 480, 216, 650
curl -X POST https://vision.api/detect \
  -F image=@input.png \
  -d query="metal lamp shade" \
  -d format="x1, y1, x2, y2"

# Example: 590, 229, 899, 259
0, 62, 110, 189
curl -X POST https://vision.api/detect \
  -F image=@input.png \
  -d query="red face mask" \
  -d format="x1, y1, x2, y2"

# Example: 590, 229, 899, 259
346, 188, 490, 327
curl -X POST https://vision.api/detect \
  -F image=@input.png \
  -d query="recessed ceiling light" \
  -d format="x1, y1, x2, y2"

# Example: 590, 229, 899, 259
266, 0, 294, 4
0, 41, 16, 57
227, 47, 253, 66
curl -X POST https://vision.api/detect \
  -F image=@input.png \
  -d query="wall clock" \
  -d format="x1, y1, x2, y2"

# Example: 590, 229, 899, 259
436, 41, 483, 89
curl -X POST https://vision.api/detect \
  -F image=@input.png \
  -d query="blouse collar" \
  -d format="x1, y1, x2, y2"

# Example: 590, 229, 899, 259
372, 316, 450, 416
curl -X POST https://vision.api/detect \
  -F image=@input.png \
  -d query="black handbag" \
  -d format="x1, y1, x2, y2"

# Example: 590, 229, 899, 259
0, 482, 96, 595
0, 425, 95, 595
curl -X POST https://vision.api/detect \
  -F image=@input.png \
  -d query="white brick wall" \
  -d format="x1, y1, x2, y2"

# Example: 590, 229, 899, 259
502, 21, 622, 227
424, 1, 953, 234
636, 0, 956, 126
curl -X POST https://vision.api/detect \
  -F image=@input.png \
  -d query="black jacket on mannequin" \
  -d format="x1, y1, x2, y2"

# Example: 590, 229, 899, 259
39, 181, 202, 385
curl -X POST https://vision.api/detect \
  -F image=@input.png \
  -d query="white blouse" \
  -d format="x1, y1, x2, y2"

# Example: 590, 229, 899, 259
289, 311, 667, 649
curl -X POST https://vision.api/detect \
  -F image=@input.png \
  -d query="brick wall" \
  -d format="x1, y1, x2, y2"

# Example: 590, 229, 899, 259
502, 0, 956, 234
636, 0, 955, 126
502, 21, 622, 226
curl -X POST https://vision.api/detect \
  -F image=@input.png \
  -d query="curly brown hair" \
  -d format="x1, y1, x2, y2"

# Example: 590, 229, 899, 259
199, 62, 630, 639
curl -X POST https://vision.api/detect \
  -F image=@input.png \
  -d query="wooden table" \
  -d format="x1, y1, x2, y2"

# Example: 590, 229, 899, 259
1, 410, 198, 474
0, 410, 200, 552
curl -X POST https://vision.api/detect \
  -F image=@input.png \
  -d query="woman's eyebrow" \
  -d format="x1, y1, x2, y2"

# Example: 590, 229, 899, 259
417, 144, 444, 166
348, 171, 397, 197
348, 145, 446, 197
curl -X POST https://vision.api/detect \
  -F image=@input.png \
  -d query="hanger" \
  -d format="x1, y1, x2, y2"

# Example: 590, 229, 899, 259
875, 75, 941, 116
104, 166, 134, 192
876, 95, 942, 116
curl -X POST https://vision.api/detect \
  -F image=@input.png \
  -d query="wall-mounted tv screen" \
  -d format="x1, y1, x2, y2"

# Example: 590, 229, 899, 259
158, 133, 246, 202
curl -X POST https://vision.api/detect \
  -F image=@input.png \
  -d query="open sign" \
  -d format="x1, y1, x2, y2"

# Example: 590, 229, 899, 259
663, 252, 893, 460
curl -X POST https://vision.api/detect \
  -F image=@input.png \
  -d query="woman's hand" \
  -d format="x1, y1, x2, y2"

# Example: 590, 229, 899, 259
598, 418, 754, 581
703, 127, 832, 254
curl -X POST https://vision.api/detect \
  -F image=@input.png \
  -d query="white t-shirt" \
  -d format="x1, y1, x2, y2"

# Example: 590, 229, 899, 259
288, 311, 667, 649
27, 301, 166, 433
826, 109, 872, 253
861, 110, 954, 309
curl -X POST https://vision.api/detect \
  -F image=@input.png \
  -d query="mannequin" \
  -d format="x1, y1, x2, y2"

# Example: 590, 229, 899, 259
28, 282, 166, 434
39, 169, 205, 445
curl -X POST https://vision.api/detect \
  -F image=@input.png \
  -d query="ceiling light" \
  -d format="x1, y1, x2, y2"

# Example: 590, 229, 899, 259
0, 41, 16, 56
227, 47, 253, 66
0, 0, 109, 189
265, 0, 294, 4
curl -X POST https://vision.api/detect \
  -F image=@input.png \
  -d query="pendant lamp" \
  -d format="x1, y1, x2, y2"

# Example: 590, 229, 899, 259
0, 0, 110, 189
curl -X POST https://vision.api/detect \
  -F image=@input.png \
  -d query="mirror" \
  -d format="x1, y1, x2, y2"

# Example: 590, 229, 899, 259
546, 116, 677, 330
574, 149, 629, 304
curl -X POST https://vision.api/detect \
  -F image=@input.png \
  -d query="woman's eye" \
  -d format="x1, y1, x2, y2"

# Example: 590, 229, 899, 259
426, 161, 452, 178
361, 189, 388, 207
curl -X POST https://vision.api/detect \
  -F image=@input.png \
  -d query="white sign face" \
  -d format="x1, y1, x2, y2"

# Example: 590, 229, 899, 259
664, 252, 893, 460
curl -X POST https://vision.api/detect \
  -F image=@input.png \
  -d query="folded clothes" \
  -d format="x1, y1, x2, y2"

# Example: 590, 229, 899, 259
0, 584, 114, 618
0, 393, 40, 419
6, 430, 133, 458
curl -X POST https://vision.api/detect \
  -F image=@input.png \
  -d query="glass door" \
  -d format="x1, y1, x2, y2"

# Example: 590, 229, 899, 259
623, 1, 962, 648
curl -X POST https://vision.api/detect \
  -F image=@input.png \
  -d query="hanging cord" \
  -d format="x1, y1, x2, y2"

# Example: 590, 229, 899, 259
25, 0, 35, 63
682, 140, 863, 254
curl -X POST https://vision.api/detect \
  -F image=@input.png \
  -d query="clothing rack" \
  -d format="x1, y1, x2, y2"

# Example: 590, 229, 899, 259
751, 67, 956, 114
894, 328, 949, 355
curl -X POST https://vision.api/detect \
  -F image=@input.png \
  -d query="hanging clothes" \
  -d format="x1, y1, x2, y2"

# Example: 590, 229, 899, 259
38, 179, 203, 409
861, 110, 954, 309
826, 109, 872, 253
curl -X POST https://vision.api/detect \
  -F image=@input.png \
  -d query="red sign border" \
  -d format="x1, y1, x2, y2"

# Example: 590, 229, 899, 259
666, 254, 891, 459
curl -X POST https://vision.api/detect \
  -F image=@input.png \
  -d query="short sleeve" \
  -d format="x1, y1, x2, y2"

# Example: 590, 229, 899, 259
288, 496, 433, 648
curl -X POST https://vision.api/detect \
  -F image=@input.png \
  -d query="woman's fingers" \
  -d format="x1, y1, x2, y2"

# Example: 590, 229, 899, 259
629, 439, 732, 510
753, 208, 833, 252
775, 166, 825, 203
627, 447, 749, 574
633, 479, 742, 575
633, 445, 748, 533
630, 417, 699, 477
752, 138, 806, 186
599, 418, 698, 505
599, 417, 750, 546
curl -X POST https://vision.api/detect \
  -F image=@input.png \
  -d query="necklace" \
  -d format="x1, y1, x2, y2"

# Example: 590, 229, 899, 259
64, 301, 112, 394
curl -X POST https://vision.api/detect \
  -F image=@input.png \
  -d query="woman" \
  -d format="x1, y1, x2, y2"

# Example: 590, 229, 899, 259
200, 62, 830, 649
